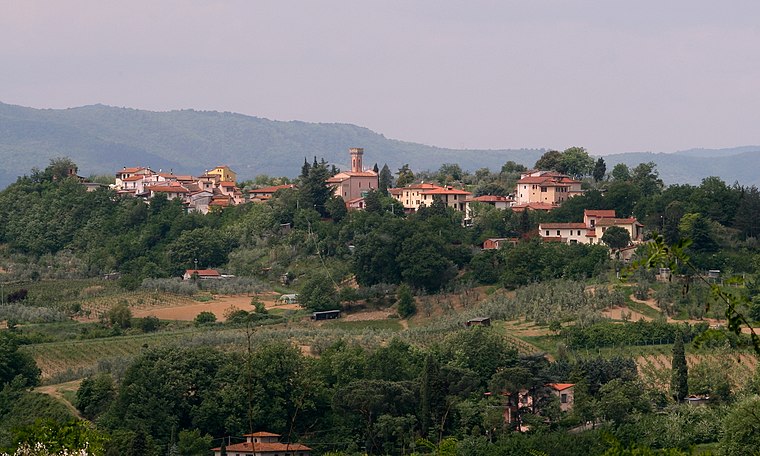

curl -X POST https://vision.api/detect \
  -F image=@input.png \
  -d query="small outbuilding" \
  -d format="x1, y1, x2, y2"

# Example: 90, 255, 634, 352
465, 317, 491, 327
279, 294, 299, 304
311, 310, 341, 321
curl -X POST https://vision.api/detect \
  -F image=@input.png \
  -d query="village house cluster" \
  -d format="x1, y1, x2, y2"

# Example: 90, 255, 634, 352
114, 147, 643, 252
113, 165, 244, 213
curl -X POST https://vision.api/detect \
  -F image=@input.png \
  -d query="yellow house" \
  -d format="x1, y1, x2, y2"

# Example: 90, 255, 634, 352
207, 165, 237, 183
389, 183, 442, 212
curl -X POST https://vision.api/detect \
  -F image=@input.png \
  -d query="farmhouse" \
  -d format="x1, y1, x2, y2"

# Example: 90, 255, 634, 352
548, 383, 575, 412
538, 209, 644, 246
212, 431, 311, 456
183, 269, 222, 281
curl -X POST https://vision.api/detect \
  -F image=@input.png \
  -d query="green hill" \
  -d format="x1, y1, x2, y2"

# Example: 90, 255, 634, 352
1, 101, 759, 188
0, 102, 543, 188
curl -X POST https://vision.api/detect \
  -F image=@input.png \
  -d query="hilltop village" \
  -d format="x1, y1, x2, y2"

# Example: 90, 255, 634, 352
111, 147, 644, 252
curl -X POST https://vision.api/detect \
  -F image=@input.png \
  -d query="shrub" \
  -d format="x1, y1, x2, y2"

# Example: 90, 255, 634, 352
194, 311, 217, 326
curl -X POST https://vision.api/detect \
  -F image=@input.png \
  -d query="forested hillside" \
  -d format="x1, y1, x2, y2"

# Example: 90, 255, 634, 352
2, 101, 759, 190
0, 102, 543, 188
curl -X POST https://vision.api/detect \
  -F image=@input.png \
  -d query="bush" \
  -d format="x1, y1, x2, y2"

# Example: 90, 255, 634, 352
107, 302, 132, 329
194, 311, 217, 326
137, 315, 161, 333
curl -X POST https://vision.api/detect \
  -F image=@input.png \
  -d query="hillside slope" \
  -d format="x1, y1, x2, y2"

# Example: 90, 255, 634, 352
1, 102, 758, 188
0, 102, 543, 188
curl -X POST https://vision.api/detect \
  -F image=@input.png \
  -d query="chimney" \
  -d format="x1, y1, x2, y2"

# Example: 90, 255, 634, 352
349, 147, 364, 173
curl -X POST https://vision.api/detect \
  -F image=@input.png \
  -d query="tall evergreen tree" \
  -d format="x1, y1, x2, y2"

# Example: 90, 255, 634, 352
419, 354, 441, 436
592, 157, 607, 182
671, 331, 688, 402
300, 157, 310, 180
373, 163, 379, 173
379, 164, 393, 194
396, 283, 416, 318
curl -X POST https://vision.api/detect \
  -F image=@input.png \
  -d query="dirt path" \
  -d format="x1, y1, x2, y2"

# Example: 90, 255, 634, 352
602, 306, 652, 321
35, 380, 83, 419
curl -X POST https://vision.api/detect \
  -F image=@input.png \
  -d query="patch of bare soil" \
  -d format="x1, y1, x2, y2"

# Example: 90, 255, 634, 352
35, 380, 83, 419
131, 293, 302, 322
342, 310, 396, 321
602, 306, 652, 322
627, 292, 752, 331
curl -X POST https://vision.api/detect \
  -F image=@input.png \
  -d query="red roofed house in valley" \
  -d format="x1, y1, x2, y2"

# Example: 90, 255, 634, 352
327, 148, 379, 202
548, 383, 575, 412
183, 269, 222, 281
538, 209, 644, 246
514, 170, 583, 209
212, 431, 311, 456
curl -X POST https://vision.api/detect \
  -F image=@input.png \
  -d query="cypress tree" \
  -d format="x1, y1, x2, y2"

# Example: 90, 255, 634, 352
379, 164, 393, 195
419, 354, 440, 436
671, 331, 688, 402
300, 157, 310, 180
396, 283, 416, 318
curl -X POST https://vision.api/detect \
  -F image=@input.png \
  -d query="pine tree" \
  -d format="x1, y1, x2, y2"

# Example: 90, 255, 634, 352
373, 163, 379, 173
671, 331, 688, 402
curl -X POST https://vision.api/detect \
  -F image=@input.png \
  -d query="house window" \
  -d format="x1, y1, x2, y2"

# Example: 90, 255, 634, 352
541, 187, 547, 192
561, 393, 568, 403
557, 230, 560, 236
545, 230, 549, 236
577, 230, 581, 236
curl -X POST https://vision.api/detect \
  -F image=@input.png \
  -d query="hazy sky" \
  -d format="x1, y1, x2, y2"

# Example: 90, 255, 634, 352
2, 1, 760, 154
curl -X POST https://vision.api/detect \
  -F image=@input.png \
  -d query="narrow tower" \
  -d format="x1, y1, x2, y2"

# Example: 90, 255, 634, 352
349, 147, 364, 173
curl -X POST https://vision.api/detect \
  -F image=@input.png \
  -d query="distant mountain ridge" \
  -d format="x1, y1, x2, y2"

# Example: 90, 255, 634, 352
0, 101, 758, 188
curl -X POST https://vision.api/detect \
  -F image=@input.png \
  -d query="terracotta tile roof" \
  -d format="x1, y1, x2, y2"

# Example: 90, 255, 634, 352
249, 184, 295, 194
185, 269, 220, 277
209, 197, 231, 207
122, 175, 146, 182
404, 183, 441, 190
212, 442, 312, 453
596, 217, 642, 226
117, 167, 146, 174
540, 223, 587, 229
548, 383, 575, 391
219, 181, 237, 187
467, 195, 513, 203
388, 188, 404, 195
584, 209, 616, 218
150, 185, 189, 193
512, 202, 556, 211
244, 432, 281, 437
420, 186, 472, 195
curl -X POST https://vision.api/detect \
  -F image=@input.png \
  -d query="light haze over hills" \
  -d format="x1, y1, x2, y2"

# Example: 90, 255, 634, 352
0, 102, 758, 189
